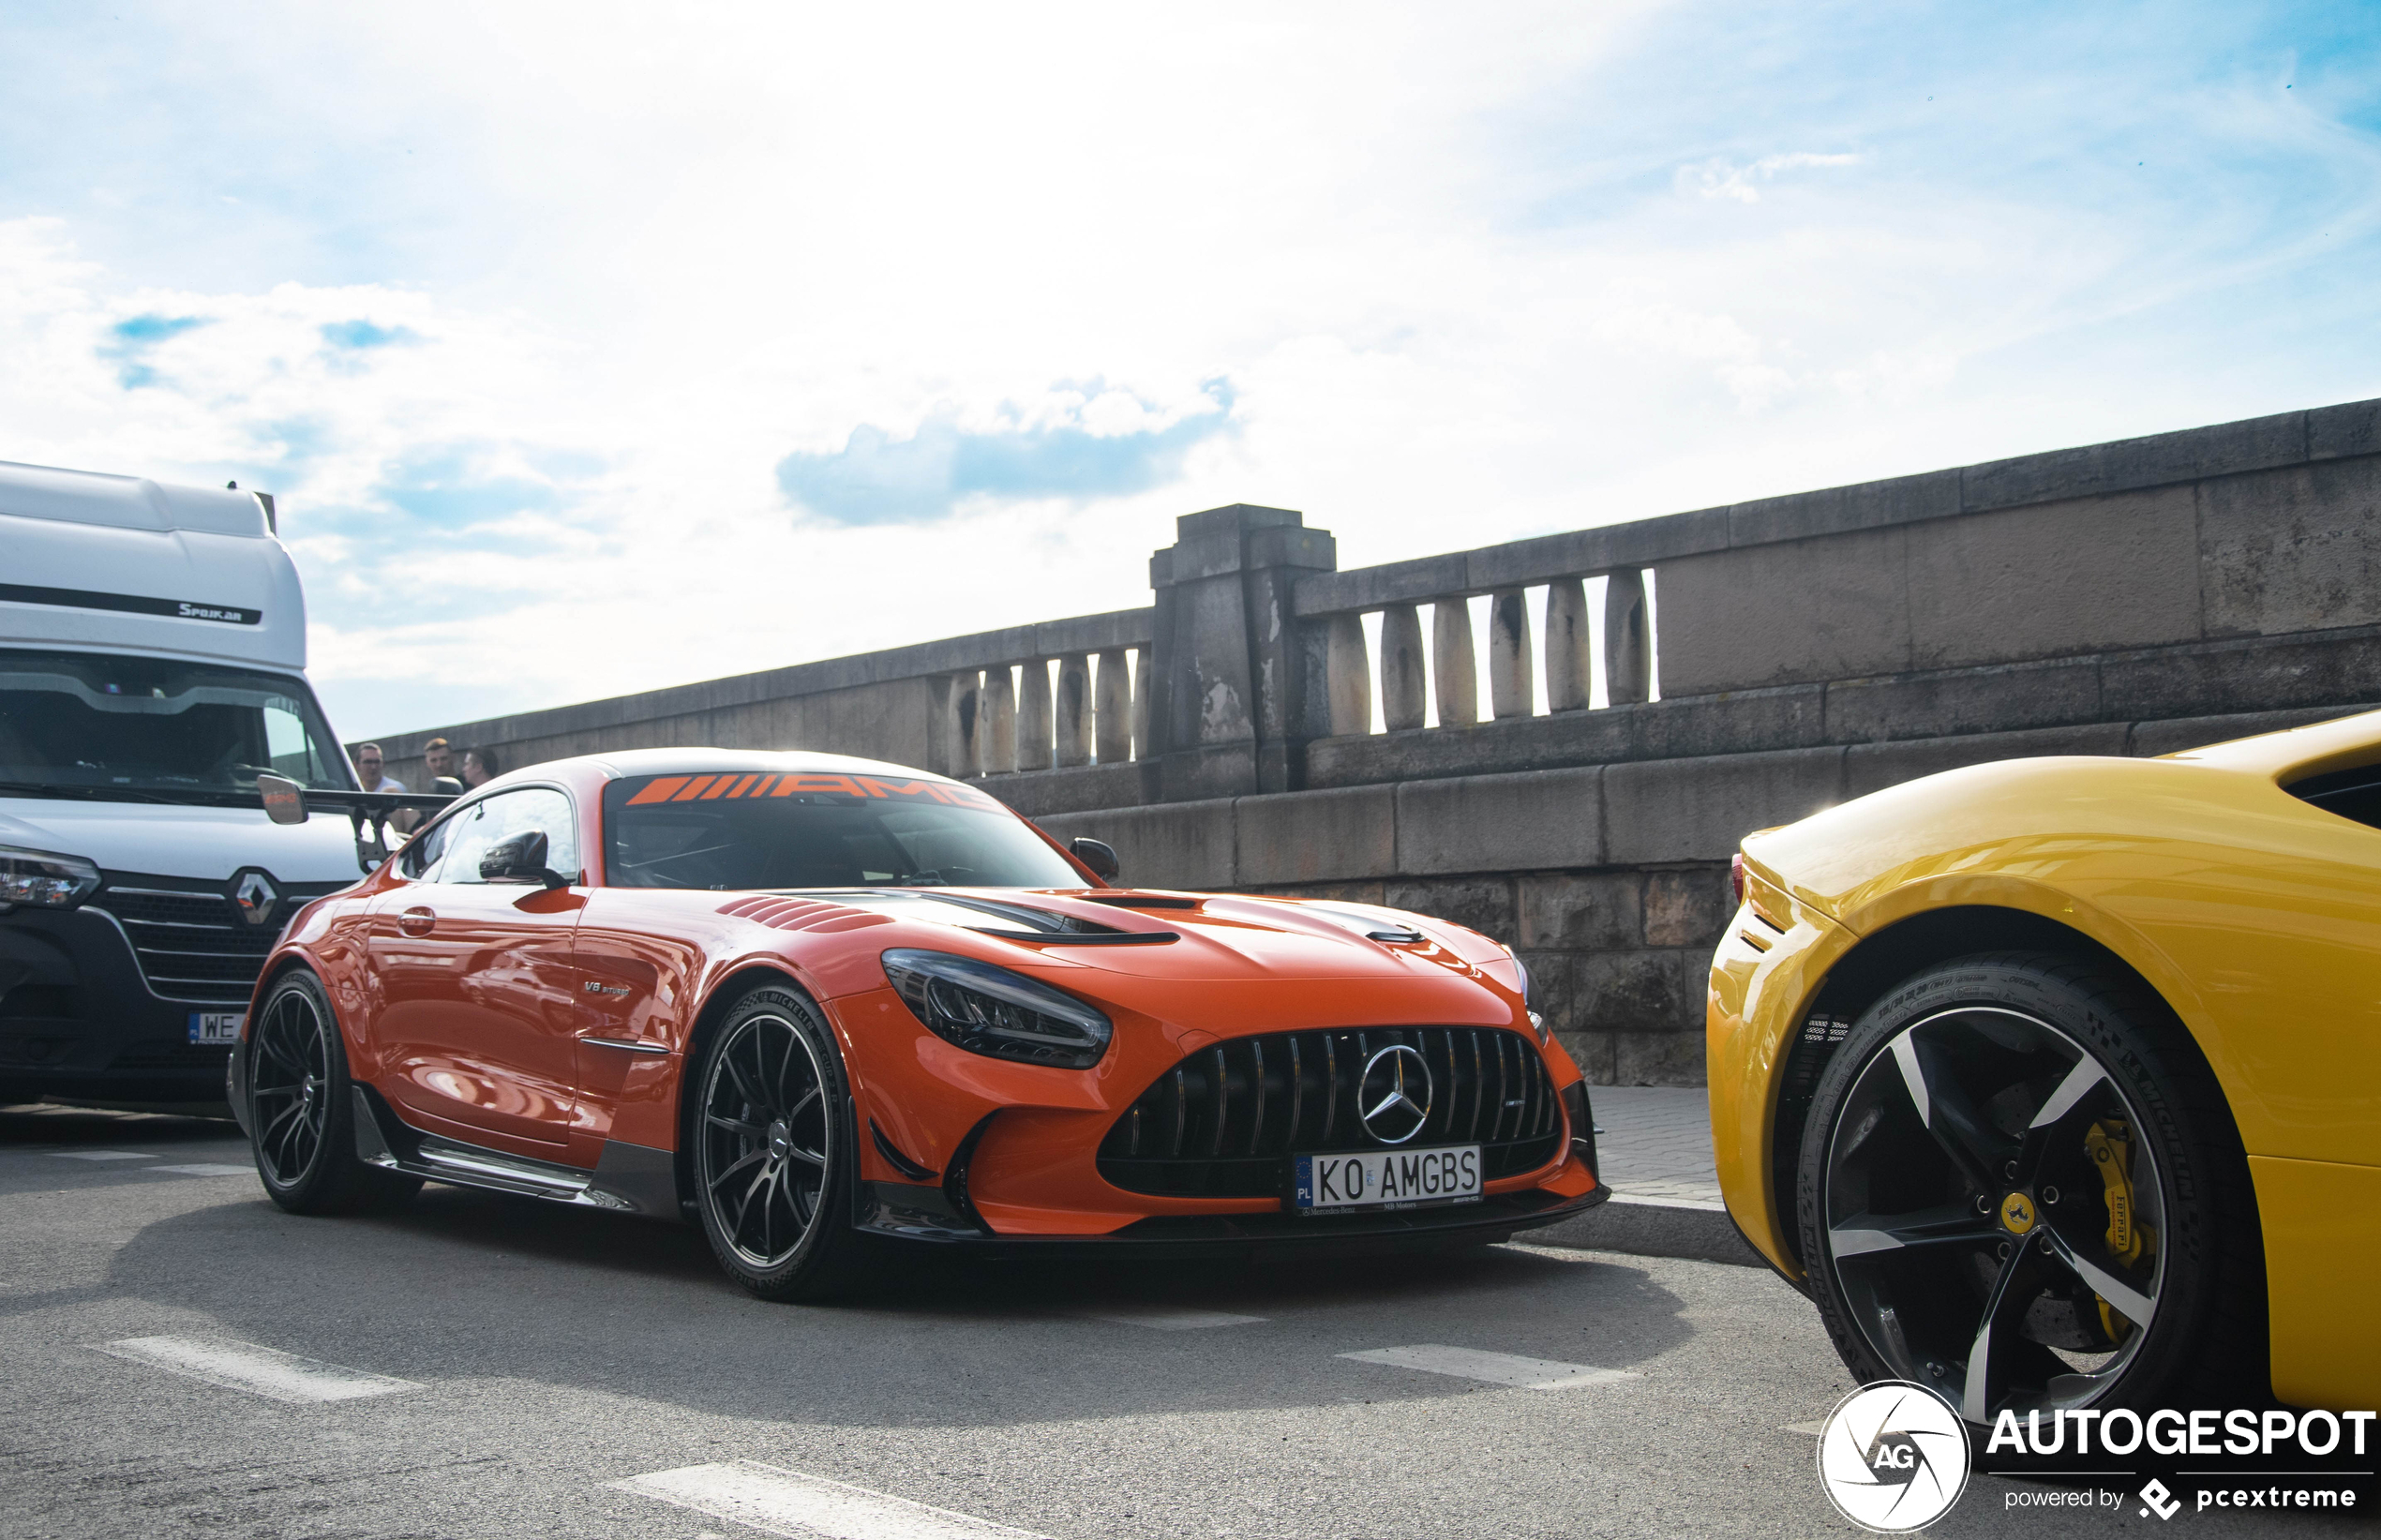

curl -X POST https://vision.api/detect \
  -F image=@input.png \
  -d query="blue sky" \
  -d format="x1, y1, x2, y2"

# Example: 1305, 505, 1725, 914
2, 2, 2377, 737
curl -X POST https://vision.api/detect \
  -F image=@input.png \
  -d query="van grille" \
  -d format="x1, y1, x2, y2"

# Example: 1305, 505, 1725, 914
1096, 1026, 1564, 1200
90, 872, 346, 1006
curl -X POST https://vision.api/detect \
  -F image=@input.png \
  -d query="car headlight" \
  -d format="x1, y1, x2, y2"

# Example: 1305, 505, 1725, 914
0, 846, 101, 911
1505, 949, 1551, 1043
881, 949, 1113, 1069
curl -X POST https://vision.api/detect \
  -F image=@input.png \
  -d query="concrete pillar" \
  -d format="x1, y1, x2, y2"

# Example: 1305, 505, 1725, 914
1432, 599, 1477, 727
1017, 659, 1055, 771
1054, 654, 1092, 768
1605, 567, 1651, 706
1094, 649, 1131, 763
1131, 648, 1151, 762
1545, 577, 1591, 712
1489, 589, 1534, 720
1325, 613, 1371, 737
981, 666, 1017, 773
1145, 505, 1337, 799
1380, 604, 1426, 731
947, 671, 981, 779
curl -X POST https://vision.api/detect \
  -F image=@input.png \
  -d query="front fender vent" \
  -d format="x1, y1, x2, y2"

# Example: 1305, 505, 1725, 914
716, 895, 892, 933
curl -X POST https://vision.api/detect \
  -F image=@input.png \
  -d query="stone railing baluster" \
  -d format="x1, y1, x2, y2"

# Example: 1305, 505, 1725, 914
946, 670, 981, 779
981, 666, 1018, 773
1094, 649, 1131, 763
1488, 589, 1534, 720
1545, 577, 1591, 712
1017, 659, 1055, 772
1604, 567, 1651, 706
1380, 604, 1426, 732
1325, 613, 1371, 736
1055, 653, 1091, 768
1432, 600, 1477, 727
1131, 649, 1151, 761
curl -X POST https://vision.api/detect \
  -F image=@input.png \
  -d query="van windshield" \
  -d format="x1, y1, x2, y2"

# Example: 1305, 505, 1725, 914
0, 648, 356, 803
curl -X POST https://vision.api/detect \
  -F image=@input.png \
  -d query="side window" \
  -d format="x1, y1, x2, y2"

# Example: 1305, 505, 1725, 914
398, 814, 457, 879
434, 789, 580, 885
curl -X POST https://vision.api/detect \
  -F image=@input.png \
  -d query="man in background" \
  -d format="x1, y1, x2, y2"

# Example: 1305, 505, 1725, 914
352, 743, 405, 794
462, 747, 500, 788
423, 738, 460, 791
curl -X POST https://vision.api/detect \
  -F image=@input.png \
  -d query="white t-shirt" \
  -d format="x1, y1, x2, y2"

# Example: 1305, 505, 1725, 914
367, 775, 407, 793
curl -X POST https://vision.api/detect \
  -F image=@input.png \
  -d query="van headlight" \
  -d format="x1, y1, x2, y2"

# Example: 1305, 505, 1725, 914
881, 949, 1113, 1069
0, 846, 101, 911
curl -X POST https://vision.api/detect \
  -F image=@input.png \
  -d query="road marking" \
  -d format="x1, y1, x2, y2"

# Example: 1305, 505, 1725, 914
1338, 1344, 1640, 1390
53, 1150, 155, 1161
152, 1163, 254, 1177
1079, 1307, 1265, 1330
1603, 1192, 1729, 1212
1784, 1420, 1826, 1436
90, 1336, 421, 1403
617, 1460, 1048, 1539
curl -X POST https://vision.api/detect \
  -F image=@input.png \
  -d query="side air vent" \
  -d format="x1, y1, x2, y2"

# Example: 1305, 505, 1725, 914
716, 895, 892, 933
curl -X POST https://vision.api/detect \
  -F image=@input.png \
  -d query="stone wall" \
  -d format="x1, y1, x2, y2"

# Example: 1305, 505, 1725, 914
353, 397, 2381, 1084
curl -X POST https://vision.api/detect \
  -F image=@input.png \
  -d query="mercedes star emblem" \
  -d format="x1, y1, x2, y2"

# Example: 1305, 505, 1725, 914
232, 870, 279, 928
1357, 1043, 1433, 1145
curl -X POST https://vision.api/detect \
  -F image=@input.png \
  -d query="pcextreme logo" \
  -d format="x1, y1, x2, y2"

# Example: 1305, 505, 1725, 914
1817, 1381, 1970, 1533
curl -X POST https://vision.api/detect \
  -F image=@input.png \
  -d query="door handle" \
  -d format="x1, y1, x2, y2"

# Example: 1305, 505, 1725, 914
397, 905, 435, 936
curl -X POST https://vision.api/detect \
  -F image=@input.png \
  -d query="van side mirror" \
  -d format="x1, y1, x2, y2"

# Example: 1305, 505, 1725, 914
1069, 837, 1121, 884
258, 773, 307, 826
481, 830, 570, 889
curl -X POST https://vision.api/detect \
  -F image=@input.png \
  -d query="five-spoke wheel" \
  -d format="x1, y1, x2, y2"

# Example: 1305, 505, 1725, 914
1798, 954, 2263, 1428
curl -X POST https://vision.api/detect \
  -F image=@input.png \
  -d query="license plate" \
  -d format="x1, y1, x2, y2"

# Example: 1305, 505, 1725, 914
1294, 1144, 1482, 1213
187, 1011, 244, 1046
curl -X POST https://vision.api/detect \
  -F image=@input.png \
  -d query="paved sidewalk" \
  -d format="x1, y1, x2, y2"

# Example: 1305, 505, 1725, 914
1586, 1084, 1723, 1209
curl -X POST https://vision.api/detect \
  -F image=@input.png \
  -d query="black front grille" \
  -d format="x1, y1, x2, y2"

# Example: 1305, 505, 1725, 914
1098, 1026, 1564, 1199
90, 873, 345, 1006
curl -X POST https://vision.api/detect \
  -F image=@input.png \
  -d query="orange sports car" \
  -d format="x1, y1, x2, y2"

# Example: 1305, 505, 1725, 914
231, 749, 1602, 1297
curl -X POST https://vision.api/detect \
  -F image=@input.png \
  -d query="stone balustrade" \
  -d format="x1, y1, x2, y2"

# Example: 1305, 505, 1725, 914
363, 396, 2381, 1083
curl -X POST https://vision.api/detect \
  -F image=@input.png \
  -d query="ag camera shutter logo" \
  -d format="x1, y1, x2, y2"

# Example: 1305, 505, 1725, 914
1817, 1381, 1970, 1533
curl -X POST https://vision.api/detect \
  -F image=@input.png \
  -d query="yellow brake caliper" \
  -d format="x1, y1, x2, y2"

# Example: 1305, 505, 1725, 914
2086, 1119, 2153, 1341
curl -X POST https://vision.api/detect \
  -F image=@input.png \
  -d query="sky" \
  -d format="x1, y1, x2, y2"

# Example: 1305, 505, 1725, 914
3, 2, 2378, 738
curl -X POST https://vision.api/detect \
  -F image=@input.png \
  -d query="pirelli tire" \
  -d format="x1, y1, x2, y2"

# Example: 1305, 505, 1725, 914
1794, 951, 2267, 1434
246, 968, 423, 1216
689, 981, 876, 1302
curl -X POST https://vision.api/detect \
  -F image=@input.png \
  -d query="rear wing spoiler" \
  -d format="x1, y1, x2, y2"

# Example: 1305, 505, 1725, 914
257, 772, 459, 873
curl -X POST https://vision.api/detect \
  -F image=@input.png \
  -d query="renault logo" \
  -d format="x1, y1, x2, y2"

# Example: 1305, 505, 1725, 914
1357, 1043, 1433, 1145
232, 870, 279, 928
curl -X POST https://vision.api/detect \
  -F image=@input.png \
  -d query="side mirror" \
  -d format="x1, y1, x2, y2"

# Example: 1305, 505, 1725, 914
481, 830, 570, 890
1069, 836, 1121, 884
258, 773, 307, 826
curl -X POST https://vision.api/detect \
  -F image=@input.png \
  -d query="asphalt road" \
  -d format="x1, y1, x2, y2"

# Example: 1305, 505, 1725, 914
0, 1105, 2358, 1539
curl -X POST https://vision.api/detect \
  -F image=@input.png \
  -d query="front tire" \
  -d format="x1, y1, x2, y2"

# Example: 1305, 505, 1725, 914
691, 982, 873, 1301
1796, 952, 2265, 1429
247, 969, 423, 1215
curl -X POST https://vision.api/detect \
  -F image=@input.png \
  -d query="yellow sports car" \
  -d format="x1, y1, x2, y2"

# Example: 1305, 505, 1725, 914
1710, 710, 2381, 1425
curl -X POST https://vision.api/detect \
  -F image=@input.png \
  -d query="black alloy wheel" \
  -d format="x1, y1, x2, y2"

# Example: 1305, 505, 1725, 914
691, 983, 871, 1300
1796, 953, 2265, 1429
248, 969, 422, 1214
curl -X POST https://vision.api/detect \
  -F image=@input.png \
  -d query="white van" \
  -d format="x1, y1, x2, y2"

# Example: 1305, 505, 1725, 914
0, 459, 376, 1109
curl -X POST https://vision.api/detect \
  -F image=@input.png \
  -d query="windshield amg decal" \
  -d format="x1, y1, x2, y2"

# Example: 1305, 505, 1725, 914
622, 772, 1004, 812
0, 582, 260, 625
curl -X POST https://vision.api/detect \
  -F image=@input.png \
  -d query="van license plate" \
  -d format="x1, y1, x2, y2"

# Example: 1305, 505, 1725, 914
1294, 1144, 1482, 1213
187, 1011, 243, 1046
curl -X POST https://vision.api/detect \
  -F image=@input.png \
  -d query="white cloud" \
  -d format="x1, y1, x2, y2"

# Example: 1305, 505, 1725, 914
1675, 151, 1865, 202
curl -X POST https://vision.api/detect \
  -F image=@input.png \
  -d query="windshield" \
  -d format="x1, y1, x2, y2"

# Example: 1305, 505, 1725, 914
603, 770, 1082, 890
0, 647, 356, 802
